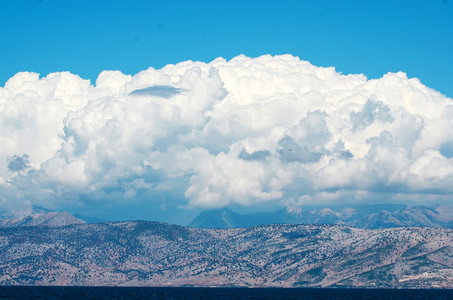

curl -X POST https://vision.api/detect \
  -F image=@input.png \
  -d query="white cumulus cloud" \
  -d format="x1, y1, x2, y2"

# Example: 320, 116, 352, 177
1, 54, 453, 211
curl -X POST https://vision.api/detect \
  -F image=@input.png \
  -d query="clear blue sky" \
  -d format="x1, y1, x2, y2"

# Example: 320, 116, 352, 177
1, 0, 452, 98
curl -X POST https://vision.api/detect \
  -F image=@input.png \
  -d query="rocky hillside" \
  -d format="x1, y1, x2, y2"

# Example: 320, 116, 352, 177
0, 222, 452, 288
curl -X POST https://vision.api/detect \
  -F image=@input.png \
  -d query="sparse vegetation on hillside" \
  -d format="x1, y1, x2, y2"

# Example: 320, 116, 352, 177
0, 222, 452, 288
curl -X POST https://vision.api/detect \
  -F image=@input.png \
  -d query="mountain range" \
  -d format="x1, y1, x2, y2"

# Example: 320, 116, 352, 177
2, 203, 453, 231
0, 221, 452, 288
189, 204, 453, 229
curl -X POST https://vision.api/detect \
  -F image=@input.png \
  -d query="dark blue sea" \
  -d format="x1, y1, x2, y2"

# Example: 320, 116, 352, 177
1, 286, 453, 299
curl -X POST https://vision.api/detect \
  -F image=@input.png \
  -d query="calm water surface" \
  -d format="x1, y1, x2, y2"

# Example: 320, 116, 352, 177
1, 286, 453, 299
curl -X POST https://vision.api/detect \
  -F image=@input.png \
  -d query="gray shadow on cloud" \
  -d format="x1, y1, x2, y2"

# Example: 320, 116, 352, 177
332, 139, 354, 160
239, 149, 271, 161
7, 154, 30, 172
277, 136, 322, 163
350, 99, 394, 129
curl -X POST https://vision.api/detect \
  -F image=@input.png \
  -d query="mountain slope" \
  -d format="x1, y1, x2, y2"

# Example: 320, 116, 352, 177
189, 208, 244, 228
0, 222, 452, 288
72, 213, 105, 224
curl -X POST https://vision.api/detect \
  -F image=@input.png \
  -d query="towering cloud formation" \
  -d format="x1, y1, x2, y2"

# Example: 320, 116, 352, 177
0, 55, 452, 211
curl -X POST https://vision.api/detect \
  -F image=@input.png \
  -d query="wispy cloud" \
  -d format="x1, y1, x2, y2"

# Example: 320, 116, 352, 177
128, 85, 187, 98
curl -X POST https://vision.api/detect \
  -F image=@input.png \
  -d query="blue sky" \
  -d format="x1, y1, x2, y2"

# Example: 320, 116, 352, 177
1, 1, 453, 224
1, 0, 452, 98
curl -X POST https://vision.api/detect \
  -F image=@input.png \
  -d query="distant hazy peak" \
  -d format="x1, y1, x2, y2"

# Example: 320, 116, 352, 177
0, 205, 52, 220
286, 206, 302, 215
0, 207, 86, 227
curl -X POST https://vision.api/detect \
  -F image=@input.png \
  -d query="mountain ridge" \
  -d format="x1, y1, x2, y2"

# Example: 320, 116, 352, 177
190, 204, 453, 229
0, 221, 452, 288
